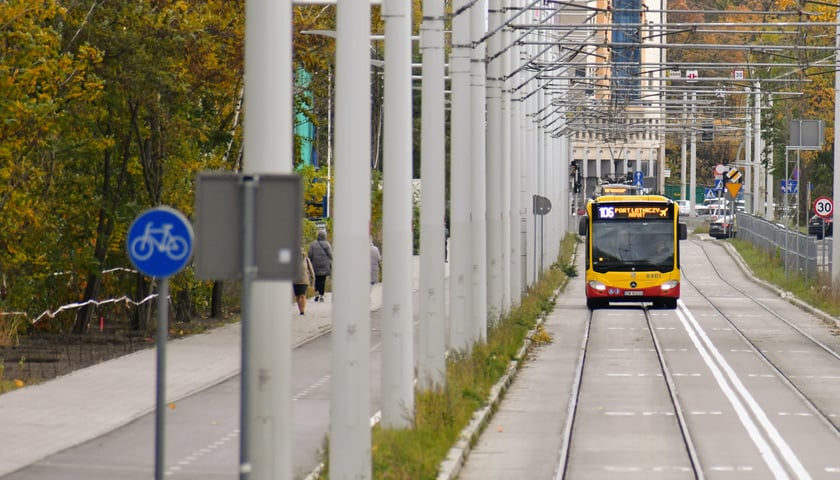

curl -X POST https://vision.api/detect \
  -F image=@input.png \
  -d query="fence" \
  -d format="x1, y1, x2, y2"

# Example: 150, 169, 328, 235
735, 213, 832, 282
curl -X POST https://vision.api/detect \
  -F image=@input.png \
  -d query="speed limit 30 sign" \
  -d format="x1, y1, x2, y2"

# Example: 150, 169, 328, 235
814, 196, 833, 218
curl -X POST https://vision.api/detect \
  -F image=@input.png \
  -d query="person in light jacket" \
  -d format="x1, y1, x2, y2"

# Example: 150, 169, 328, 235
293, 247, 315, 315
307, 229, 333, 301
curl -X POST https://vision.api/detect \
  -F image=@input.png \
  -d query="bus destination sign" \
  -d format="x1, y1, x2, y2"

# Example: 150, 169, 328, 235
596, 205, 672, 220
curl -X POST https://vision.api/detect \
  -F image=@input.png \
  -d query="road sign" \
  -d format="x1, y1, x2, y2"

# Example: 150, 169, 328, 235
686, 69, 698, 81
714, 179, 724, 191
726, 182, 742, 199
726, 166, 742, 183
194, 173, 302, 280
780, 179, 798, 194
814, 196, 833, 218
733, 69, 745, 80
715, 164, 727, 175
633, 170, 644, 187
127, 206, 194, 278
705, 188, 716, 199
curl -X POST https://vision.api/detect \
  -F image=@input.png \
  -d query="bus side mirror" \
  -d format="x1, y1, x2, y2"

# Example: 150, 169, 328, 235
678, 223, 687, 240
579, 216, 588, 236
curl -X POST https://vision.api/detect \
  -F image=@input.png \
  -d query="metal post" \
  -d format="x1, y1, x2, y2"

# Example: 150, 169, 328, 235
331, 0, 372, 477
154, 278, 168, 480
381, 0, 414, 429
239, 180, 256, 477
418, 0, 447, 389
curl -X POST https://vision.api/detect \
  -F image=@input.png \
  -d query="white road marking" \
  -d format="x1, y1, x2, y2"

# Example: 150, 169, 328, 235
678, 302, 809, 480
294, 374, 331, 400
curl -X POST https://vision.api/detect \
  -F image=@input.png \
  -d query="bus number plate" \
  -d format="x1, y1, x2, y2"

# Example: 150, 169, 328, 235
624, 291, 643, 297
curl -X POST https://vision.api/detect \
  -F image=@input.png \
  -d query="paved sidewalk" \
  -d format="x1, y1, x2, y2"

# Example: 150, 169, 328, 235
0, 263, 394, 477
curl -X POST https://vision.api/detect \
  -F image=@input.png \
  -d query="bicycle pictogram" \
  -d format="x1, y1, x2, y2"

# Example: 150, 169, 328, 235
130, 222, 190, 261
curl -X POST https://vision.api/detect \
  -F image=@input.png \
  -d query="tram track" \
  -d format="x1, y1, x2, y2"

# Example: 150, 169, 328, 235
554, 307, 701, 479
683, 239, 840, 435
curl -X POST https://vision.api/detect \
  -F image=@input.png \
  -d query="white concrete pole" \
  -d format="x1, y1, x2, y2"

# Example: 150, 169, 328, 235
690, 92, 697, 217
539, 89, 548, 272
509, 73, 522, 305
833, 19, 840, 285
754, 85, 762, 215
418, 0, 447, 390
596, 147, 602, 181
470, 0, 488, 342
582, 148, 589, 198
509, 6, 523, 303
766, 94, 775, 220
745, 88, 752, 211
486, 0, 503, 321
681, 92, 687, 208
449, 0, 472, 352
381, 0, 415, 430
331, 1, 372, 478
242, 1, 292, 478
648, 148, 655, 183
526, 83, 537, 287
500, 11, 512, 314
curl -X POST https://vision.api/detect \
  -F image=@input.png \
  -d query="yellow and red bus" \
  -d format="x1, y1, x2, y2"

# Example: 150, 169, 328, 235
578, 195, 687, 309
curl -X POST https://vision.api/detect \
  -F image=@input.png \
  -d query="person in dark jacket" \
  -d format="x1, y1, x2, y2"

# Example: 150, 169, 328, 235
307, 229, 333, 301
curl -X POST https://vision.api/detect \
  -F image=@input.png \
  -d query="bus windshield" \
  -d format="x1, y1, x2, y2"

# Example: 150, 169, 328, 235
591, 219, 675, 272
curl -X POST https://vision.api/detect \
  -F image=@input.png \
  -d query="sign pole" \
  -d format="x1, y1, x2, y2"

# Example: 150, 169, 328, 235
239, 178, 256, 476
154, 277, 168, 480
127, 205, 193, 480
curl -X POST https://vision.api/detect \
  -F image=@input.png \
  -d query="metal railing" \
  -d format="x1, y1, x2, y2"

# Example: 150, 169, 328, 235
735, 213, 831, 281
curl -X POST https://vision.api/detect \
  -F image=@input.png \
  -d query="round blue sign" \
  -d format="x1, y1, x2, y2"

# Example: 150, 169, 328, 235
127, 206, 194, 278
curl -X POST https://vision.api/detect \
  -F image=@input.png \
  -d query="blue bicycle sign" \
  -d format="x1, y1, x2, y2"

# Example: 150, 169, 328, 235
131, 222, 189, 261
127, 207, 194, 278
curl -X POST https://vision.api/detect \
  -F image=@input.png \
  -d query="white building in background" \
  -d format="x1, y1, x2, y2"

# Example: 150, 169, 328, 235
552, 0, 667, 199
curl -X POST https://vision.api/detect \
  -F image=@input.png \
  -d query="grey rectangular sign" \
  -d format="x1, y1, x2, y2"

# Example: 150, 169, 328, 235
195, 172, 302, 280
789, 120, 824, 150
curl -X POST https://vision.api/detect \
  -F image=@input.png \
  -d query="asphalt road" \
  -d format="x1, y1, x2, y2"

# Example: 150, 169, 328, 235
2, 315, 387, 480
6, 237, 840, 479
458, 237, 840, 479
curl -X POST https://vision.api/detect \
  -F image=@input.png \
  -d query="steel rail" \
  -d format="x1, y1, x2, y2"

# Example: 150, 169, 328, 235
683, 240, 840, 435
643, 306, 705, 480
551, 309, 592, 480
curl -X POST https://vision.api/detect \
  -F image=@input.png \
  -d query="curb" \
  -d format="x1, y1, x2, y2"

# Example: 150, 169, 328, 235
436, 278, 569, 480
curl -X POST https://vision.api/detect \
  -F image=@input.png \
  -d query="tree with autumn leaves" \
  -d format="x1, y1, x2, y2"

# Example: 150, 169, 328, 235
0, 2, 427, 337
665, 0, 839, 220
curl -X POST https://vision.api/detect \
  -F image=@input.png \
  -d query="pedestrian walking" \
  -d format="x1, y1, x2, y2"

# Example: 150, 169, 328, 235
307, 229, 333, 302
293, 247, 315, 315
370, 241, 381, 285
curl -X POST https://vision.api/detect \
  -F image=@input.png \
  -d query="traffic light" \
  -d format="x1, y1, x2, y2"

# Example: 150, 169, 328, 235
701, 121, 714, 142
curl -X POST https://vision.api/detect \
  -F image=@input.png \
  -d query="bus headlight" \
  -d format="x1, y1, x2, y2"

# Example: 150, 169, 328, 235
588, 280, 607, 292
660, 280, 679, 292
